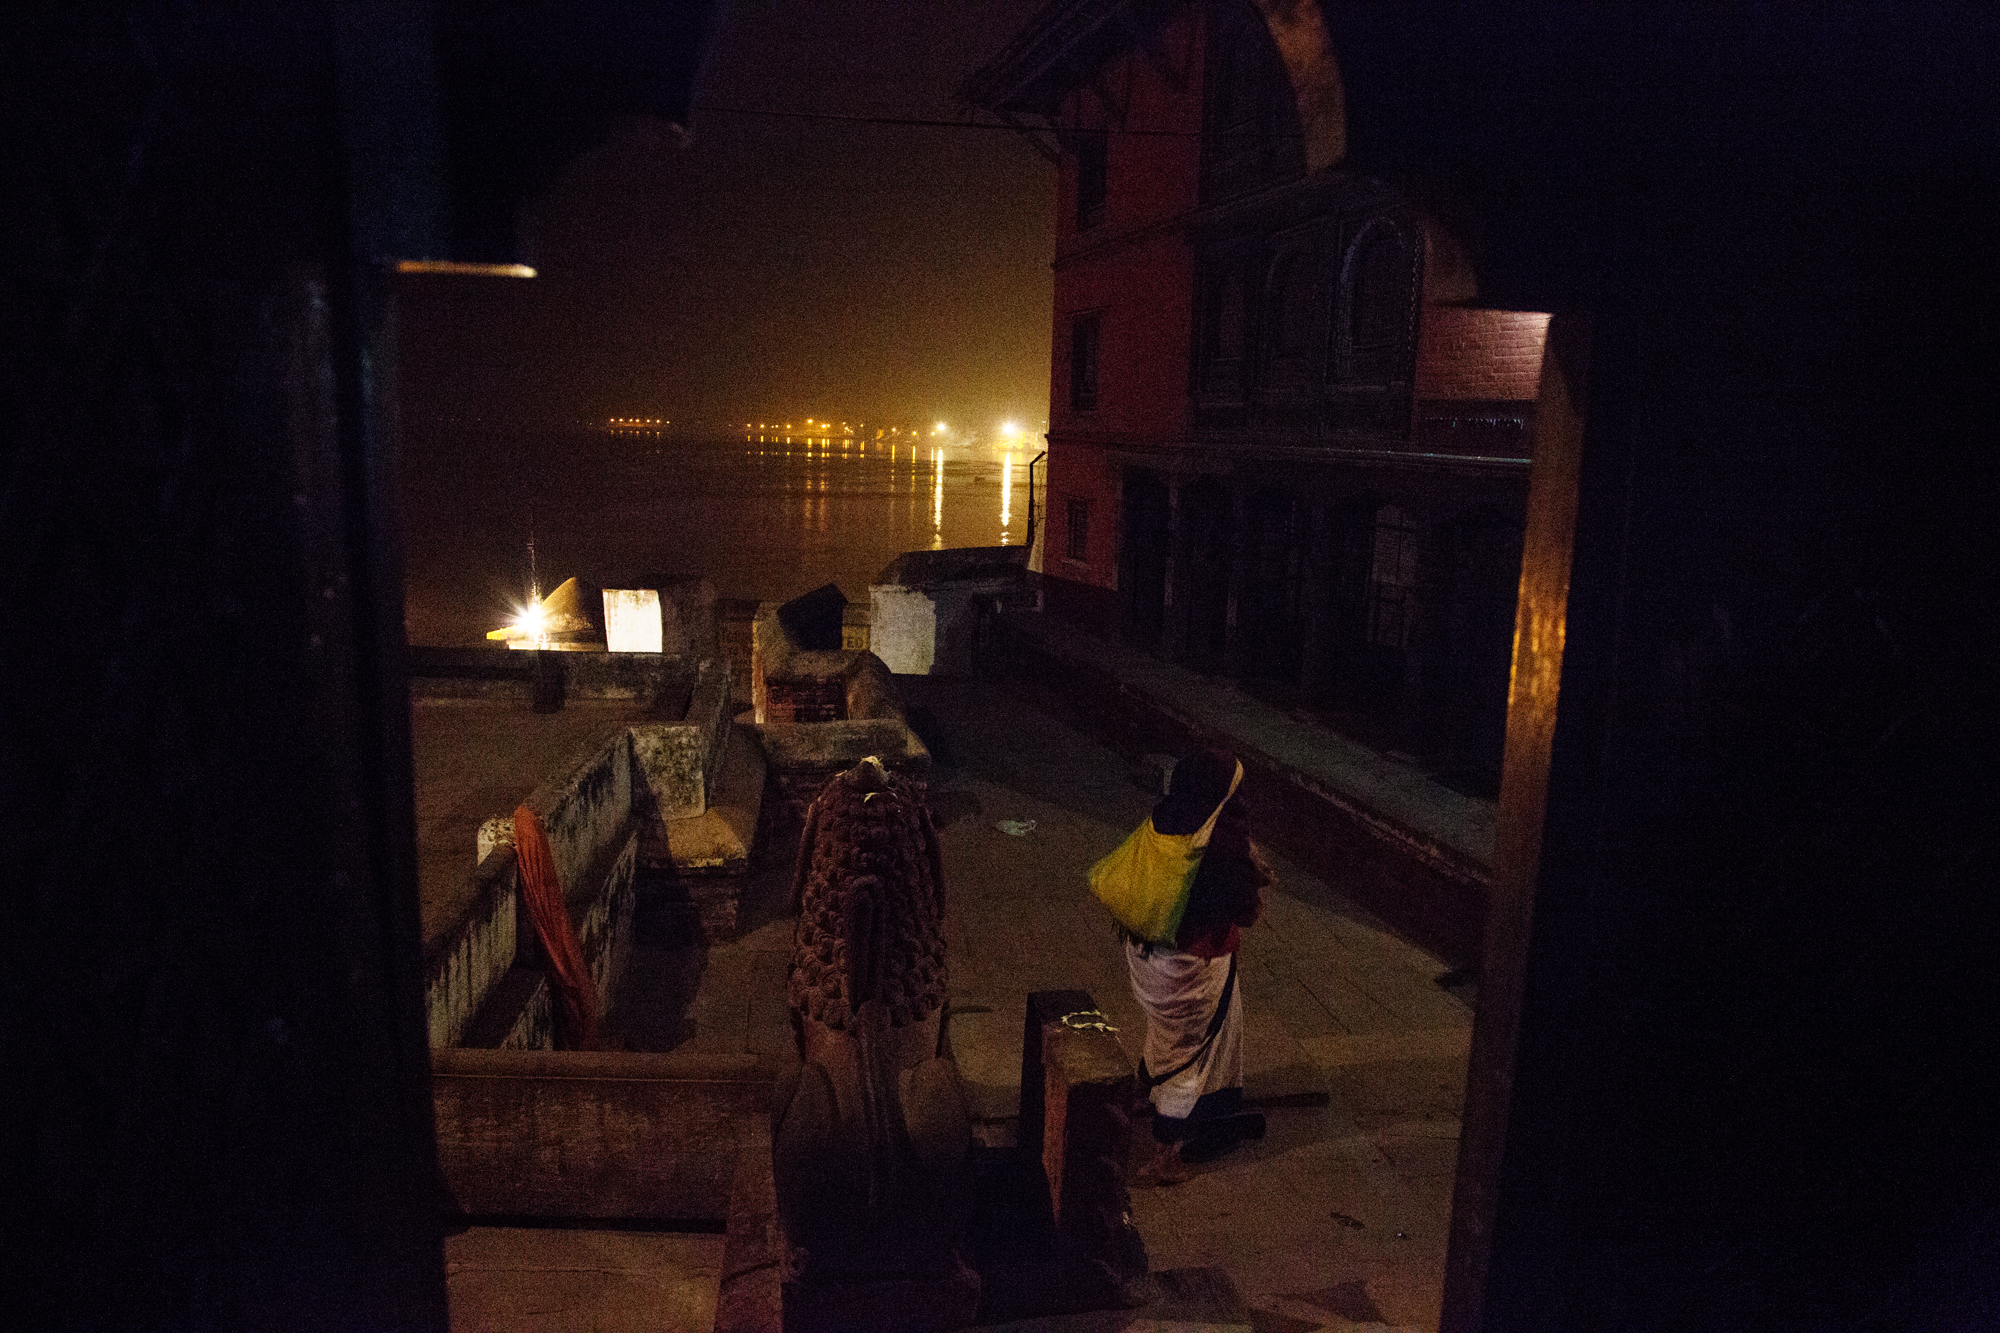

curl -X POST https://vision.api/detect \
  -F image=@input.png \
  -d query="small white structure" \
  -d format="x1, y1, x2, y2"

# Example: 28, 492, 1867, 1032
869, 585, 939, 675
867, 546, 1034, 676
602, 588, 664, 654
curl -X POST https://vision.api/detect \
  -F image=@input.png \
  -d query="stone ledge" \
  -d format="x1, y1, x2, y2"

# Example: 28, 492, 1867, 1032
431, 1049, 778, 1233
641, 724, 766, 878
752, 717, 932, 818
751, 717, 929, 777
631, 656, 734, 820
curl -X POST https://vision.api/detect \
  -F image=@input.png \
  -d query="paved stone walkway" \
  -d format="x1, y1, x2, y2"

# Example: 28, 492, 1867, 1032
615, 674, 1474, 1332
996, 609, 1497, 870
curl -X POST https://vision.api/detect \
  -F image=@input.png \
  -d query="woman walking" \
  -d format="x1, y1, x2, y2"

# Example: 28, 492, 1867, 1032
1094, 748, 1274, 1185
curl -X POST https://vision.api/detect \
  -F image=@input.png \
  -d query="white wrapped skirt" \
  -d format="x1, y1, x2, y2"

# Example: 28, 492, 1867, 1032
1125, 938, 1244, 1120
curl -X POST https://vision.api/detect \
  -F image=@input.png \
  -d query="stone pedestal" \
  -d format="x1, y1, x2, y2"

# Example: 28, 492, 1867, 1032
1021, 989, 1148, 1308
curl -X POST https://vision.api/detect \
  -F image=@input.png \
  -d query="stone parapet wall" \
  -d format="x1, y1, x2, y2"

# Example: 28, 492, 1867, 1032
630, 656, 733, 819
423, 850, 520, 1049
408, 644, 696, 708
528, 727, 638, 917
430, 1048, 777, 1224
565, 827, 639, 1030
428, 721, 655, 1047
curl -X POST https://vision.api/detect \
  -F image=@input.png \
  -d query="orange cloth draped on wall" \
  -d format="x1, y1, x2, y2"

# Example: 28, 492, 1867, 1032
512, 804, 598, 1050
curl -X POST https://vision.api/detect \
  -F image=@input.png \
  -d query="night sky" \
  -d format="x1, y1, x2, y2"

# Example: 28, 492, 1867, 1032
409, 1, 1055, 434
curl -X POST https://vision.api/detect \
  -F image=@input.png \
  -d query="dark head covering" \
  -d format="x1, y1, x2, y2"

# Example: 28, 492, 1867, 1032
1153, 748, 1240, 836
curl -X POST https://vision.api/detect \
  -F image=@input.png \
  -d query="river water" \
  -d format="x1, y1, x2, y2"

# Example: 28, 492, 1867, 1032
401, 429, 1042, 646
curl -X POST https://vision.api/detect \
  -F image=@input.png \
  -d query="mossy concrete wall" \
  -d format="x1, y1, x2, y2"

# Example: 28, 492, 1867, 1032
426, 723, 656, 1047
423, 852, 520, 1049
630, 657, 733, 819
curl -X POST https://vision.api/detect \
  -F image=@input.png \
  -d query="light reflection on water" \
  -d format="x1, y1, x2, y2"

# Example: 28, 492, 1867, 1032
402, 430, 1039, 646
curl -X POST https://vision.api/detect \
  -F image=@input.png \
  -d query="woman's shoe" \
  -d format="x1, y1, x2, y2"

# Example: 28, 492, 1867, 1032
1178, 1110, 1266, 1163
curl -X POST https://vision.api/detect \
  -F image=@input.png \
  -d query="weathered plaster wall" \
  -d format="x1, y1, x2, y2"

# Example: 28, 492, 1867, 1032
427, 723, 653, 1047
629, 657, 733, 819
423, 852, 520, 1049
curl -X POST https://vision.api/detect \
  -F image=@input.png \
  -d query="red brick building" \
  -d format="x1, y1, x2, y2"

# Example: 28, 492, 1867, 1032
969, 0, 1551, 790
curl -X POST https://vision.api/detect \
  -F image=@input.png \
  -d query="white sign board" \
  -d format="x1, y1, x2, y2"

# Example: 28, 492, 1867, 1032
602, 588, 663, 654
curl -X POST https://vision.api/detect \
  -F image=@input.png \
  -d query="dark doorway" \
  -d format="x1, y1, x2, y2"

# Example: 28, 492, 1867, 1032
1240, 486, 1306, 686
1179, 476, 1235, 671
1419, 505, 1524, 797
1120, 468, 1170, 651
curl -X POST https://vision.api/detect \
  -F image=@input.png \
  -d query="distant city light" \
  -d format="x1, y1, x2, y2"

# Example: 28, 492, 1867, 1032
934, 421, 946, 434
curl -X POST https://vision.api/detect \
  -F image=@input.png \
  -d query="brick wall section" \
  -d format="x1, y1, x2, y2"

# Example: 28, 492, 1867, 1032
1414, 307, 1552, 402
763, 675, 846, 723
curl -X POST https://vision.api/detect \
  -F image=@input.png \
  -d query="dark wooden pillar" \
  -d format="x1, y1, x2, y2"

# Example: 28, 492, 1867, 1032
1443, 80, 2000, 1322
1161, 476, 1190, 661
1222, 486, 1253, 678
7, 4, 717, 1328
1440, 311, 1589, 1333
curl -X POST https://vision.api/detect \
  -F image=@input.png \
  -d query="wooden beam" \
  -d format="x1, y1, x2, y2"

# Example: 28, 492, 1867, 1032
995, 108, 1063, 164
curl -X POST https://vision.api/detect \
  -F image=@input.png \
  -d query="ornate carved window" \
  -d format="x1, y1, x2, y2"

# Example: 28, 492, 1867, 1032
1339, 222, 1420, 387
1366, 504, 1420, 649
1196, 265, 1250, 403
1263, 245, 1319, 385
1199, 1, 1303, 202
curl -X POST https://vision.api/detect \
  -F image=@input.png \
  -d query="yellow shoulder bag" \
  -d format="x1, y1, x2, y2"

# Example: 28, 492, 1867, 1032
1087, 761, 1242, 943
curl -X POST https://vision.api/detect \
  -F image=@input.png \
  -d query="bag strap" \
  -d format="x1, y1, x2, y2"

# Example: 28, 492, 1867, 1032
1188, 760, 1245, 852
1140, 950, 1239, 1091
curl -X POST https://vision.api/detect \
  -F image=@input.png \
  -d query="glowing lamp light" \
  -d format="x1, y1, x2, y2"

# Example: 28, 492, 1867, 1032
518, 601, 547, 643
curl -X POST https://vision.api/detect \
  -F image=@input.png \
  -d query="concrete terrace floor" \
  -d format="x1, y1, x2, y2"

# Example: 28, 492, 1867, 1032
610, 673, 1475, 1333
410, 696, 654, 950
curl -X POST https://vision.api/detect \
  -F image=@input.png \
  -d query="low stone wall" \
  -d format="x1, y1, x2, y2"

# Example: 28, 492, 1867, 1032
631, 657, 733, 820
430, 1049, 783, 1331
432, 1049, 774, 1218
426, 726, 649, 1047
408, 644, 695, 709
566, 824, 639, 1027
423, 850, 520, 1049
423, 652, 749, 1039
